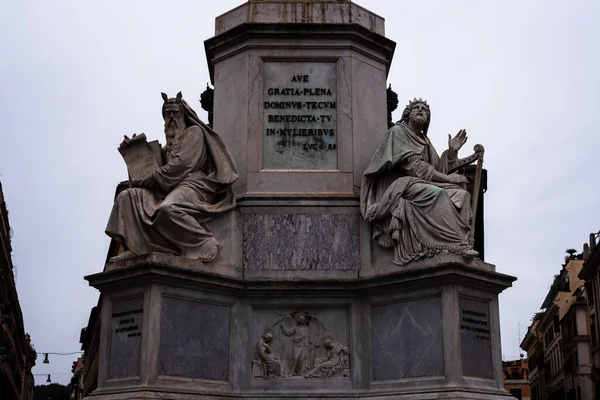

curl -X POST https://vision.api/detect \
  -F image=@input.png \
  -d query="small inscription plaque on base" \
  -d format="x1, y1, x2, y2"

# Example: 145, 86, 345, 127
109, 297, 143, 379
459, 297, 493, 378
263, 62, 337, 170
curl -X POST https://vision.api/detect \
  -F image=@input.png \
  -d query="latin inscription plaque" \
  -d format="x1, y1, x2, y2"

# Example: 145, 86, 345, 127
263, 62, 337, 169
109, 297, 143, 379
459, 297, 493, 378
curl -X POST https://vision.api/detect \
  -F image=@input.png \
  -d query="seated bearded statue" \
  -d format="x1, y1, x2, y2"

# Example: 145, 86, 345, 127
360, 98, 480, 266
106, 92, 238, 262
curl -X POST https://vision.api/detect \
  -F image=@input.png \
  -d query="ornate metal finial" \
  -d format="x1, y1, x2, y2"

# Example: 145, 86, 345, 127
200, 83, 214, 128
386, 84, 399, 128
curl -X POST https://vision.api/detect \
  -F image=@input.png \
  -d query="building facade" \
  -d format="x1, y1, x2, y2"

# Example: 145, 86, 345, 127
578, 231, 600, 396
521, 255, 594, 399
503, 358, 530, 399
539, 302, 564, 400
560, 287, 593, 400
69, 302, 100, 400
522, 313, 545, 400
70, 356, 84, 400
0, 182, 36, 400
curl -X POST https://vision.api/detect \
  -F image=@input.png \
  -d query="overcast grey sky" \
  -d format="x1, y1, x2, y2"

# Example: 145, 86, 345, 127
1, 0, 599, 385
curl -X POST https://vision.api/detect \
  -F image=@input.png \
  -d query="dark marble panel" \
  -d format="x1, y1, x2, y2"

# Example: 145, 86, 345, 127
243, 213, 359, 270
460, 297, 493, 378
108, 297, 144, 379
159, 297, 230, 381
372, 297, 443, 380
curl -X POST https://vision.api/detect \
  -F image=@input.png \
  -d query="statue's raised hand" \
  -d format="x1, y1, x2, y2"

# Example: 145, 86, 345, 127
448, 129, 467, 152
119, 133, 138, 150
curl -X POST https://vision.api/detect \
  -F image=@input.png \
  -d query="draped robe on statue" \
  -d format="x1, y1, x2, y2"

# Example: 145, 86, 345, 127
255, 336, 282, 377
360, 122, 472, 265
106, 103, 238, 260
305, 341, 349, 378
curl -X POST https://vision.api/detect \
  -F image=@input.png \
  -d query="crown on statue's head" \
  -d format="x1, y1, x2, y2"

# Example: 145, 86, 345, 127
407, 97, 429, 108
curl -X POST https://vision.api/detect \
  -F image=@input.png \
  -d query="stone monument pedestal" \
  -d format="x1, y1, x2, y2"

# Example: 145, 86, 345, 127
84, 1, 516, 399
85, 251, 515, 400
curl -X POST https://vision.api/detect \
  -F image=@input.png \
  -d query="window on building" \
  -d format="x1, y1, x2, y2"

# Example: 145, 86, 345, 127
556, 350, 560, 373
564, 355, 572, 375
596, 278, 600, 310
592, 315, 597, 348
568, 388, 576, 400
529, 353, 537, 371
559, 348, 563, 366
560, 352, 563, 371
510, 388, 522, 399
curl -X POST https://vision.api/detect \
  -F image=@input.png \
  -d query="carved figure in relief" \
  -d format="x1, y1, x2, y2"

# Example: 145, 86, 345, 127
305, 335, 350, 379
360, 98, 485, 266
276, 311, 325, 376
254, 329, 283, 378
106, 92, 239, 262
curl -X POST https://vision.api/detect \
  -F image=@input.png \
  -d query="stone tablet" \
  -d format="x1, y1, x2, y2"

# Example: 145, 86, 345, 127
108, 297, 144, 379
263, 62, 337, 169
459, 297, 493, 378
372, 297, 444, 380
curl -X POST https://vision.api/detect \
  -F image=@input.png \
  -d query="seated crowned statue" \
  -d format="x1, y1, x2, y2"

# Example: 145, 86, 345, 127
106, 92, 238, 262
360, 98, 479, 265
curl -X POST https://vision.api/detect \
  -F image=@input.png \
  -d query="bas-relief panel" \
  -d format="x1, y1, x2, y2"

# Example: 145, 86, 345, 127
371, 297, 444, 380
158, 297, 230, 381
263, 62, 338, 170
459, 297, 493, 378
251, 308, 350, 379
108, 297, 144, 379
243, 213, 360, 270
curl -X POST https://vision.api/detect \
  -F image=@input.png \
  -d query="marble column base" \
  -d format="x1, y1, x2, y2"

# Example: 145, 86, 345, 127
85, 253, 515, 400
87, 388, 513, 400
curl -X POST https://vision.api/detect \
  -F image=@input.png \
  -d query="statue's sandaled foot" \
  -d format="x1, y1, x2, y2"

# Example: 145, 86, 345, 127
198, 246, 218, 262
109, 250, 137, 262
463, 248, 479, 258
